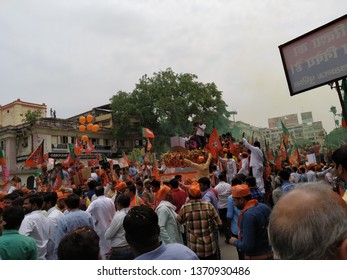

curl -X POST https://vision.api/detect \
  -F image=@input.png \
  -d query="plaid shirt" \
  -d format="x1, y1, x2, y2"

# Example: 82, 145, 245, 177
178, 199, 222, 258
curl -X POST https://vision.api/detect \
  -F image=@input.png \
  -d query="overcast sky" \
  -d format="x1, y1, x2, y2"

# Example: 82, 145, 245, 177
1, 0, 346, 133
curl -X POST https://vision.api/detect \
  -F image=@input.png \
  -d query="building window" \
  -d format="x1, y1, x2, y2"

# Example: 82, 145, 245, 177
102, 120, 110, 126
61, 136, 68, 144
104, 139, 109, 146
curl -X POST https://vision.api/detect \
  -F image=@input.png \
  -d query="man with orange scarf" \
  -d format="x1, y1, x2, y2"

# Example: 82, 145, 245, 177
228, 185, 273, 260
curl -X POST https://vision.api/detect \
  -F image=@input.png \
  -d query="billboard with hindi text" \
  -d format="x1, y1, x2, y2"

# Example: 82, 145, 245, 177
279, 14, 347, 96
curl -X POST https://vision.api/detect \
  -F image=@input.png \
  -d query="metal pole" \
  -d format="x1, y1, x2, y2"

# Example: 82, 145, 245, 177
335, 80, 347, 123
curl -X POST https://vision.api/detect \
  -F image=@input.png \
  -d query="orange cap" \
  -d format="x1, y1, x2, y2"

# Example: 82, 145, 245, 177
115, 182, 127, 192
156, 185, 171, 201
188, 181, 201, 197
231, 184, 250, 198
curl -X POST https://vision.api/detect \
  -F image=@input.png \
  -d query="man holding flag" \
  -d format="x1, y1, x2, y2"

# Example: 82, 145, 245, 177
242, 133, 265, 194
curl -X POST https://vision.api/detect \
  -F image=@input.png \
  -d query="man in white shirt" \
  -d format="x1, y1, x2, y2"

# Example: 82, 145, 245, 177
214, 173, 232, 241
86, 186, 115, 259
42, 192, 63, 260
219, 152, 237, 184
194, 121, 206, 149
238, 152, 249, 177
19, 193, 50, 260
105, 194, 134, 260
242, 133, 265, 194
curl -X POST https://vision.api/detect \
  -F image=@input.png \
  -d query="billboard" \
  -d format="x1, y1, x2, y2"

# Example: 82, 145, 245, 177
279, 14, 347, 95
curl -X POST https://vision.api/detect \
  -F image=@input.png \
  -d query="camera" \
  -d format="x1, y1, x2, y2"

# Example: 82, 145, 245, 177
99, 160, 110, 170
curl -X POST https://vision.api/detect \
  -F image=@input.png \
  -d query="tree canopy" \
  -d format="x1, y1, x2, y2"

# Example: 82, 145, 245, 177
325, 127, 347, 149
22, 110, 43, 124
110, 68, 231, 153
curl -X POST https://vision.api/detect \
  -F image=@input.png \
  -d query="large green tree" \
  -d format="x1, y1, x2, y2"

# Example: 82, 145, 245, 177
110, 68, 231, 153
325, 127, 347, 149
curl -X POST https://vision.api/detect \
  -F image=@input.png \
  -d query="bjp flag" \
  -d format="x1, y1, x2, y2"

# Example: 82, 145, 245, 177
142, 127, 155, 138
25, 140, 44, 167
207, 128, 222, 158
146, 138, 152, 151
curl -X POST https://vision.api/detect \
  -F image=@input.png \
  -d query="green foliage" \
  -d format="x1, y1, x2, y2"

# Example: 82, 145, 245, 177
110, 68, 231, 153
22, 110, 42, 124
294, 138, 313, 148
325, 127, 347, 149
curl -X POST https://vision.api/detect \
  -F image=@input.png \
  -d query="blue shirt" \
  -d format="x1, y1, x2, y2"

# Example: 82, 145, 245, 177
226, 195, 241, 236
281, 180, 295, 193
54, 209, 95, 259
234, 203, 272, 256
201, 188, 218, 211
135, 242, 199, 260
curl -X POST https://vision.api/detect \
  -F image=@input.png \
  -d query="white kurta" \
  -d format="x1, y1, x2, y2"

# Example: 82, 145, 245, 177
19, 210, 50, 260
86, 195, 116, 259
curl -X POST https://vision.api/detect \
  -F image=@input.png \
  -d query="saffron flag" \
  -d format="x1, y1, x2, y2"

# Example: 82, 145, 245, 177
68, 143, 77, 160
85, 139, 95, 155
289, 148, 301, 166
25, 140, 44, 167
74, 137, 83, 155
62, 154, 74, 168
265, 139, 274, 162
281, 121, 290, 147
142, 127, 155, 138
122, 151, 131, 165
274, 155, 283, 171
207, 127, 222, 158
229, 137, 235, 155
146, 137, 152, 151
279, 139, 288, 160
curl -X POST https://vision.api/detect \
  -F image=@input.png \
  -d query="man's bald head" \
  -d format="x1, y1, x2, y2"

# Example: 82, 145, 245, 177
269, 182, 347, 260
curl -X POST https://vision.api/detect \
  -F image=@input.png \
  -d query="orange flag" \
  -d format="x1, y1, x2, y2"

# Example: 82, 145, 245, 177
279, 140, 287, 160
74, 137, 83, 155
289, 148, 301, 166
122, 151, 131, 165
62, 154, 74, 168
142, 127, 155, 138
147, 137, 152, 151
207, 128, 222, 158
25, 140, 44, 167
152, 162, 160, 180
229, 138, 235, 155
275, 156, 283, 171
85, 139, 95, 155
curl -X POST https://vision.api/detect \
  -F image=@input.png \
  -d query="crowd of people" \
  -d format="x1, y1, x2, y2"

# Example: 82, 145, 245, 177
1, 136, 347, 260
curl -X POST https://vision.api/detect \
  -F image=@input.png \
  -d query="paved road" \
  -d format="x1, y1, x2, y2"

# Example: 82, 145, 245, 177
219, 233, 239, 260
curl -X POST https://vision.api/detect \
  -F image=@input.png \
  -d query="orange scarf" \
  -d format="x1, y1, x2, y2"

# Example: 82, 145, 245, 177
238, 199, 258, 239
